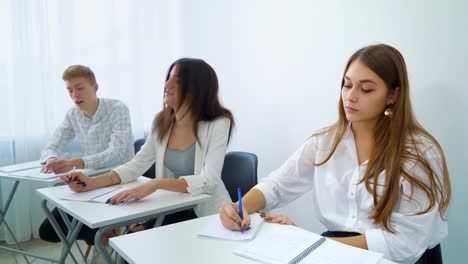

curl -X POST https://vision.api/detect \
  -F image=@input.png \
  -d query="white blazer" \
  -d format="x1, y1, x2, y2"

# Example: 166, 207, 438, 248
113, 117, 232, 217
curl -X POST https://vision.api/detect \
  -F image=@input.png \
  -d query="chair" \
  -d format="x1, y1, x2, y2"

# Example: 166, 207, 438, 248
133, 138, 156, 179
221, 151, 258, 202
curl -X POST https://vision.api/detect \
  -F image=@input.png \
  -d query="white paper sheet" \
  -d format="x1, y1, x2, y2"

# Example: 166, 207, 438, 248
0, 160, 41, 173
8, 168, 79, 179
198, 213, 263, 241
53, 186, 125, 203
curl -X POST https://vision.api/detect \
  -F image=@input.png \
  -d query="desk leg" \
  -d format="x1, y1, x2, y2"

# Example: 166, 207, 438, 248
154, 215, 165, 228
0, 180, 68, 263
0, 180, 31, 264
57, 209, 87, 261
41, 199, 83, 264
95, 225, 116, 264
0, 181, 19, 224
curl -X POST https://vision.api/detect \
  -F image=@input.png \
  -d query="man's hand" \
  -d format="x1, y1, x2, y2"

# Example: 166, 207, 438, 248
41, 158, 84, 174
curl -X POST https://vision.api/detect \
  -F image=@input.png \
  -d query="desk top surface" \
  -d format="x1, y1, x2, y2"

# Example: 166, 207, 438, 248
0, 160, 59, 184
37, 176, 210, 228
0, 162, 112, 184
109, 214, 397, 264
0, 171, 61, 183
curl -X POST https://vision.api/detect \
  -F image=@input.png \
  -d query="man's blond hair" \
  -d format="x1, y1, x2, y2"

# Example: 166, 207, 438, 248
62, 65, 96, 85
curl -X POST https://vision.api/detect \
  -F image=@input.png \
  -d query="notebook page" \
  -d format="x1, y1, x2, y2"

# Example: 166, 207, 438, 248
8, 167, 112, 179
8, 168, 79, 179
198, 213, 263, 241
54, 186, 122, 202
233, 227, 323, 264
301, 238, 383, 264
0, 161, 41, 173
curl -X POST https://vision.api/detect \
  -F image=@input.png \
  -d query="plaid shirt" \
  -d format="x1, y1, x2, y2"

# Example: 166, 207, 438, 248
40, 98, 134, 169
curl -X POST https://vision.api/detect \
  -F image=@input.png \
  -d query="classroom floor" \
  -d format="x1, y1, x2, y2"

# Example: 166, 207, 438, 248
0, 239, 91, 264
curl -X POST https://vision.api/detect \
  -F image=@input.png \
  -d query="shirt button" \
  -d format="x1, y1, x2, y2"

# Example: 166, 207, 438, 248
352, 215, 356, 219
350, 192, 354, 196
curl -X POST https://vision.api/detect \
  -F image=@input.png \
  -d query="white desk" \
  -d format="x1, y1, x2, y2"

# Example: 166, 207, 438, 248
0, 164, 114, 264
37, 177, 210, 264
109, 214, 397, 264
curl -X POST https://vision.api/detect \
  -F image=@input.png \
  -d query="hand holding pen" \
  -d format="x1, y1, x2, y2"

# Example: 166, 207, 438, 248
67, 166, 77, 186
219, 199, 252, 232
60, 168, 92, 192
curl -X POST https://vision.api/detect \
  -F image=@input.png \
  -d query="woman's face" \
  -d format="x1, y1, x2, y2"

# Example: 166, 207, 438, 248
341, 59, 397, 125
164, 65, 181, 109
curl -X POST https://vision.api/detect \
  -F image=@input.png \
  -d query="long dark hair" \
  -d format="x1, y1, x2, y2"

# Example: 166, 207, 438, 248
315, 44, 450, 232
152, 58, 234, 142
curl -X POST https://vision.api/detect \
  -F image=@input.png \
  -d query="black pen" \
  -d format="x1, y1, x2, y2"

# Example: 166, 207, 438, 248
67, 166, 76, 186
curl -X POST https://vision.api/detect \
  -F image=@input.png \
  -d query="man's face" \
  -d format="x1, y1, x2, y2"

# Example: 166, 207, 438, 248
65, 77, 98, 111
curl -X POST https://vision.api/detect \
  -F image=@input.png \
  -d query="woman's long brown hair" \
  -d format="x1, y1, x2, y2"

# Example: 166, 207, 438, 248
152, 58, 234, 142
315, 44, 451, 232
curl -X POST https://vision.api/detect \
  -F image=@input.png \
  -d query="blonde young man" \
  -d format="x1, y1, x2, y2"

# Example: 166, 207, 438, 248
39, 65, 134, 246
40, 65, 134, 173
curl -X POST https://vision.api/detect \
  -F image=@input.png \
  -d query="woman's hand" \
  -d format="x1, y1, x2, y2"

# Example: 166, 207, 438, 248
60, 171, 96, 192
260, 212, 296, 226
219, 201, 251, 231
107, 180, 158, 205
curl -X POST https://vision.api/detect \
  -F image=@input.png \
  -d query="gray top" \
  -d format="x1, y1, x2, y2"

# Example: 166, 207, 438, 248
164, 142, 196, 178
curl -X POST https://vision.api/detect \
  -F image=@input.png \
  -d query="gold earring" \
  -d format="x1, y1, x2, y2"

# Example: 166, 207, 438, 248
384, 103, 394, 117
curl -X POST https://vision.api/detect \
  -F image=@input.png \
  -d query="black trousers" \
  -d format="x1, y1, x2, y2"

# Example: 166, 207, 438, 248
39, 208, 197, 245
138, 209, 197, 230
321, 231, 442, 264
39, 208, 97, 245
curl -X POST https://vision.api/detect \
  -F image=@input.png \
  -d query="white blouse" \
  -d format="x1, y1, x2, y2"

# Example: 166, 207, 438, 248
113, 117, 231, 217
254, 125, 447, 264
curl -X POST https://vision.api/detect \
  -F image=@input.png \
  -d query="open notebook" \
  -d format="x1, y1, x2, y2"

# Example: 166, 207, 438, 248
53, 186, 126, 203
233, 225, 383, 264
198, 213, 264, 241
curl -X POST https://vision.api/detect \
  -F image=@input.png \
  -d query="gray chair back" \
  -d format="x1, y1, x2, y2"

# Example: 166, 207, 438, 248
221, 151, 258, 202
133, 138, 156, 179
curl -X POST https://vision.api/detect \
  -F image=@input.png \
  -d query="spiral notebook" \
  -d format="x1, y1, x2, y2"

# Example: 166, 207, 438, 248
233, 225, 383, 264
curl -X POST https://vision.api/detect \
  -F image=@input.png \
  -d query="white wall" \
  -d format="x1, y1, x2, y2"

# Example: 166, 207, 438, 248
178, 1, 467, 263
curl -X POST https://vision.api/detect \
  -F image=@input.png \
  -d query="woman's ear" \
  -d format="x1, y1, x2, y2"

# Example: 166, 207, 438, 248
388, 87, 400, 104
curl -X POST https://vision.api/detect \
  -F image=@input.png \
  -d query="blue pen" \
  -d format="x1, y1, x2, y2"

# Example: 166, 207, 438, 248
237, 187, 244, 233
68, 166, 76, 186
